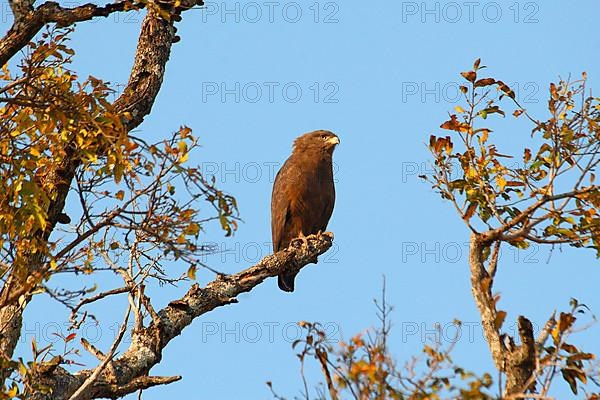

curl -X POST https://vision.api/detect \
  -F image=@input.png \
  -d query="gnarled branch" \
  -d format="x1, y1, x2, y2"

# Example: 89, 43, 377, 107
27, 233, 334, 400
0, 1, 134, 66
469, 235, 536, 396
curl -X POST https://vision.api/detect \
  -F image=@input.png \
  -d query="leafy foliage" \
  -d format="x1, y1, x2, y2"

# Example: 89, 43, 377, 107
273, 299, 600, 400
0, 29, 128, 281
271, 293, 494, 400
0, 29, 238, 397
423, 59, 600, 254
422, 61, 600, 398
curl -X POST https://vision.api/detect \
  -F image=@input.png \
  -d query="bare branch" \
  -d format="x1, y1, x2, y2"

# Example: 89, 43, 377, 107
0, 1, 135, 66
100, 375, 182, 397
536, 312, 556, 349
68, 305, 131, 400
70, 287, 130, 324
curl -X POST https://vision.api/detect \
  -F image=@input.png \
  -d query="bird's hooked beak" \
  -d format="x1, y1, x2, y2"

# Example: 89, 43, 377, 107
327, 136, 340, 146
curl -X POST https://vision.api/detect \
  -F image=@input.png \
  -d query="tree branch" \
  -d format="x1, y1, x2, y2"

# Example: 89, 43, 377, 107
481, 186, 598, 243
7, 0, 34, 24
0, 3, 197, 381
0, 1, 135, 66
469, 234, 503, 369
67, 305, 131, 400
28, 233, 334, 400
470, 235, 536, 396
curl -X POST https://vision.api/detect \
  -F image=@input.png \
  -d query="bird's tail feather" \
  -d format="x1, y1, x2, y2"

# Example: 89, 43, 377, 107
278, 273, 295, 292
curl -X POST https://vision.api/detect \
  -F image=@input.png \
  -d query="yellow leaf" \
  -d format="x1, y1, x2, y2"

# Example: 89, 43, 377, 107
496, 176, 507, 191
18, 360, 27, 376
114, 163, 124, 184
115, 190, 124, 201
467, 167, 477, 179
454, 105, 465, 114
187, 265, 197, 280
7, 384, 18, 397
178, 140, 188, 154
479, 129, 489, 143
184, 222, 200, 236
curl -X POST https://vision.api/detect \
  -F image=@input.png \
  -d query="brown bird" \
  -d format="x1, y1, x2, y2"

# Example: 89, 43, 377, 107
271, 130, 339, 292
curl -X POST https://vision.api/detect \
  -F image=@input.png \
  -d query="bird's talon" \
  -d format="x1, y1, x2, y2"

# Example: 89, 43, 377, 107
292, 232, 310, 249
321, 231, 334, 240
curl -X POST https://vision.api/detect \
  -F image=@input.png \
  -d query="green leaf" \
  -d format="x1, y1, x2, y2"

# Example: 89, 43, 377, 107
509, 240, 530, 250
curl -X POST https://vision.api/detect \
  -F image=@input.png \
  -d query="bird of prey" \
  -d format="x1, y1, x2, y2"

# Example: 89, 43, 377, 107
271, 130, 339, 292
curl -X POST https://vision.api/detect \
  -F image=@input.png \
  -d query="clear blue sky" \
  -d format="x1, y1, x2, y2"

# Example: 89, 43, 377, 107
3, 1, 600, 398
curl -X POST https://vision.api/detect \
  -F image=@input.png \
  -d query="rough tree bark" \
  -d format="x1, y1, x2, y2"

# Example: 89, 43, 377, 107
469, 235, 536, 396
466, 188, 596, 397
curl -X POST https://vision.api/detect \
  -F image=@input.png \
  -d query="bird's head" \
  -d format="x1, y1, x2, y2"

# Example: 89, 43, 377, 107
293, 130, 340, 155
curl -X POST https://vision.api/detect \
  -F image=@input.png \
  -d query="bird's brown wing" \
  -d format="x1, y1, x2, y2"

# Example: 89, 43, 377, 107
272, 155, 336, 292
272, 156, 310, 292
317, 170, 335, 233
271, 157, 296, 252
